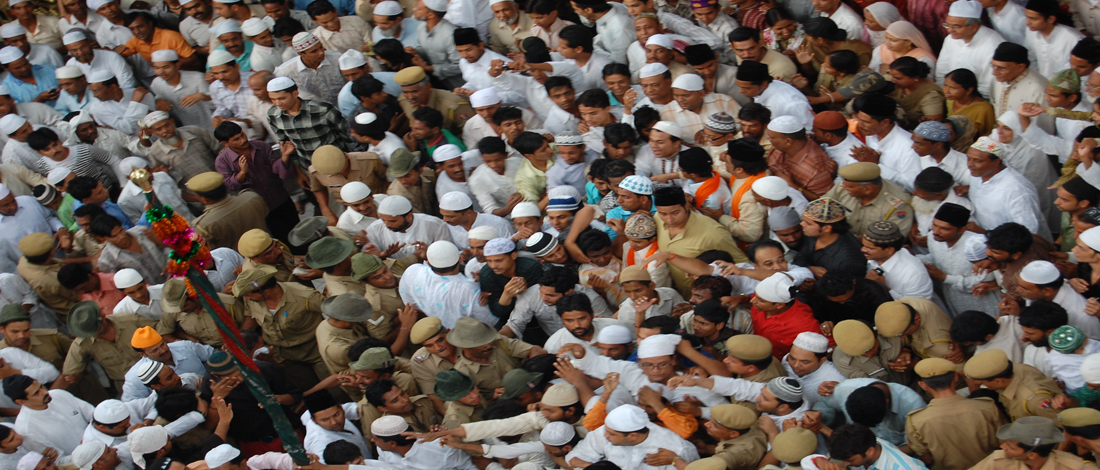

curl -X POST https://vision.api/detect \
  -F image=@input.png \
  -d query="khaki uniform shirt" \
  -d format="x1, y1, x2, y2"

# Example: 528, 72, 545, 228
323, 274, 365, 297
62, 314, 158, 386
831, 336, 912, 385
999, 363, 1063, 422
745, 359, 787, 382
906, 394, 1003, 470
192, 192, 270, 251
155, 293, 244, 347
71, 230, 105, 258
241, 242, 296, 282
453, 336, 535, 402
308, 151, 388, 204
243, 282, 325, 362
0, 329, 71, 369
387, 173, 437, 217
358, 394, 440, 439
397, 89, 474, 136
895, 297, 953, 360
17, 258, 80, 317
316, 319, 370, 376
442, 401, 483, 429
970, 450, 1098, 470
713, 427, 768, 470
822, 180, 913, 239
410, 348, 456, 396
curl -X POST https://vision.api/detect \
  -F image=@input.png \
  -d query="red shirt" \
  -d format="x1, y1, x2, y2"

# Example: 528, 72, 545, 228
81, 273, 125, 317
750, 299, 821, 358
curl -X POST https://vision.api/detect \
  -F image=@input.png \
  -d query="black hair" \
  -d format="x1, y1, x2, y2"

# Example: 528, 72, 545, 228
477, 136, 507, 156
577, 88, 610, 108
845, 385, 887, 427
852, 93, 895, 123
412, 107, 443, 130
1019, 300, 1069, 332
605, 159, 635, 178
576, 228, 612, 255
544, 76, 574, 95
556, 293, 593, 316
67, 176, 99, 202
306, 0, 337, 17
1061, 177, 1100, 206
539, 266, 579, 294
945, 68, 983, 100
513, 132, 546, 156
272, 17, 306, 39
920, 370, 956, 390
633, 106, 661, 136
1, 374, 32, 402
375, 432, 415, 447
155, 387, 198, 421
482, 397, 527, 420
819, 218, 852, 235
691, 275, 733, 299
88, 213, 122, 238
890, 56, 932, 79
573, 0, 612, 13
195, 183, 228, 201
1065, 424, 1100, 441
638, 315, 679, 333
241, 329, 262, 350
697, 249, 734, 264
986, 222, 1033, 255
949, 311, 1000, 344
527, 0, 559, 14
373, 38, 412, 70
602, 62, 631, 79
728, 26, 760, 43
323, 441, 363, 465
738, 102, 771, 124
351, 75, 387, 100
828, 424, 879, 460
604, 123, 637, 147
364, 378, 400, 408
558, 24, 594, 52
729, 154, 769, 175
213, 120, 245, 143
521, 354, 558, 390
589, 158, 610, 182
347, 337, 389, 363
745, 239, 784, 264
764, 7, 794, 27
26, 128, 60, 151
828, 50, 861, 76
694, 299, 729, 325
124, 11, 157, 27
492, 106, 524, 126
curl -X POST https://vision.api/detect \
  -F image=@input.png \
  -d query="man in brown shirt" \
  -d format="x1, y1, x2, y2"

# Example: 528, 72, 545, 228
448, 317, 545, 403
764, 116, 837, 200
308, 145, 386, 225
62, 301, 157, 393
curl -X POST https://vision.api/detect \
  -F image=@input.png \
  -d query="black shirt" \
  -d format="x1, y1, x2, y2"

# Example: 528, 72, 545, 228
803, 278, 893, 325
199, 360, 302, 442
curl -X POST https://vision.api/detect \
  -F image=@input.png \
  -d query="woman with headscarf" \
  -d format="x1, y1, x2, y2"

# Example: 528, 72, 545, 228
868, 20, 936, 78
995, 110, 1060, 235
862, 2, 901, 48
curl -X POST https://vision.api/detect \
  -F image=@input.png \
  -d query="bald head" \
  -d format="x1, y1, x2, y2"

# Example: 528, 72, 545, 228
249, 70, 272, 101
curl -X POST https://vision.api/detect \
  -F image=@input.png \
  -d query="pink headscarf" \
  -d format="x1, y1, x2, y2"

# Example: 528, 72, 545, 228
878, 20, 935, 66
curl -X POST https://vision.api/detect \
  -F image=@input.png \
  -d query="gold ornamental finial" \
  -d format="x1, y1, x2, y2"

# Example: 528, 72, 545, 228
129, 166, 152, 192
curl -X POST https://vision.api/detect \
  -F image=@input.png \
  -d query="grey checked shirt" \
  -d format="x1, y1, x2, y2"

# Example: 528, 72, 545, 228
267, 99, 354, 170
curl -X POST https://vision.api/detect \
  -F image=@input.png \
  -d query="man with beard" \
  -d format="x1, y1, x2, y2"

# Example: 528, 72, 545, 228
487, 0, 531, 54
302, 390, 373, 462
768, 207, 805, 257
143, 109, 220, 185
209, 21, 253, 72
543, 293, 621, 354
121, 327, 214, 401
501, 266, 612, 343
242, 18, 294, 74
70, 443, 123, 470
5, 373, 94, 456
1019, 300, 1068, 375
371, 1, 418, 48
149, 49, 215, 130
366, 195, 451, 260
919, 204, 1000, 317
908, 167, 972, 252
823, 163, 914, 239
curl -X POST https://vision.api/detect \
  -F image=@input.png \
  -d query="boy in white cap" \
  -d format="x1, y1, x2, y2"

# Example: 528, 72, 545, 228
336, 49, 369, 119
110, 268, 164, 319
566, 403, 699, 469
241, 17, 294, 73
461, 88, 542, 152
366, 194, 453, 260
85, 70, 154, 136
398, 240, 496, 327
934, 0, 1005, 98
439, 191, 514, 249
149, 49, 215, 129
371, 415, 478, 470
635, 121, 687, 185
370, 0, 419, 47
53, 66, 91, 115
659, 74, 738, 146
336, 182, 382, 240
63, 30, 137, 90
306, 0, 370, 54
0, 46, 60, 107
1, 23, 63, 68
1016, 260, 1100, 340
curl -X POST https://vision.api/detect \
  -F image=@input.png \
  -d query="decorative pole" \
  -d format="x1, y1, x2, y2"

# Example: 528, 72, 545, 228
130, 167, 308, 463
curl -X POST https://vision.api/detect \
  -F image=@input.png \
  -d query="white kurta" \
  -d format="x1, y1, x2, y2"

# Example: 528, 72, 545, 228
398, 262, 496, 327
919, 149, 970, 187
459, 49, 522, 105
781, 357, 846, 406
15, 390, 94, 456
87, 89, 155, 136
67, 49, 136, 89
0, 348, 58, 409
864, 125, 922, 193
969, 166, 1051, 240
567, 423, 700, 470
112, 284, 164, 320
987, 2, 1027, 44
867, 249, 936, 300
445, 212, 515, 249
1025, 24, 1085, 80
469, 156, 522, 214
365, 213, 453, 259
302, 403, 373, 463
916, 230, 1000, 317
378, 440, 478, 470
755, 80, 814, 132
935, 27, 1005, 99
592, 3, 637, 64
1051, 283, 1100, 340
491, 69, 580, 134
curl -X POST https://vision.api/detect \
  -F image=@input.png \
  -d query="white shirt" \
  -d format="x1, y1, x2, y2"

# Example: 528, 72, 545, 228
205, 248, 245, 293
1047, 338, 1100, 391
567, 423, 700, 470
112, 284, 165, 320
371, 18, 421, 48
867, 249, 935, 299
365, 213, 453, 259
337, 208, 377, 238
0, 195, 62, 262
1025, 24, 1085, 80
919, 149, 970, 187
469, 156, 522, 214
592, 3, 637, 64
302, 403, 372, 463
755, 80, 814, 131
95, 19, 133, 49
118, 173, 194, 224
0, 348, 58, 409
492, 71, 579, 134
865, 125, 922, 193
1051, 283, 1100, 340
446, 213, 515, 249
67, 49, 136, 89
461, 109, 542, 152
571, 53, 614, 93
378, 439, 479, 470
781, 357, 846, 407
822, 133, 862, 172
823, 3, 863, 40
615, 287, 685, 327
26, 44, 63, 68
976, 314, 1026, 363
969, 166, 1051, 239
367, 132, 408, 166
1021, 99, 1094, 163
15, 390, 94, 456
0, 273, 55, 329
1, 139, 41, 169
987, 2, 1027, 44
935, 27, 1005, 99
1024, 343, 1052, 376
81, 392, 204, 470
398, 262, 496, 328
460, 50, 523, 104
570, 350, 729, 413
250, 41, 297, 74
87, 88, 155, 136
543, 316, 621, 355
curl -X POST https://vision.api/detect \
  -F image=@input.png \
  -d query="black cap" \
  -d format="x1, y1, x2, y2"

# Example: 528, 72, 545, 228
934, 203, 971, 228
1024, 0, 1059, 18
913, 167, 954, 193
678, 147, 713, 175
727, 137, 766, 163
993, 42, 1029, 65
1072, 37, 1100, 64
853, 93, 897, 119
803, 17, 846, 41
304, 390, 339, 415
736, 60, 770, 82
521, 36, 552, 63
453, 27, 481, 46
684, 44, 716, 66
1, 374, 33, 402
653, 186, 687, 206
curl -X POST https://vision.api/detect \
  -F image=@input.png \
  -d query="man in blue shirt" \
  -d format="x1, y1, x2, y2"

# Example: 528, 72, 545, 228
68, 176, 135, 230
0, 46, 58, 106
54, 65, 93, 115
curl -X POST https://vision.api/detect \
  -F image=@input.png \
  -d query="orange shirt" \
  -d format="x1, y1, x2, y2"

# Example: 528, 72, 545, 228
123, 28, 195, 63
583, 400, 698, 439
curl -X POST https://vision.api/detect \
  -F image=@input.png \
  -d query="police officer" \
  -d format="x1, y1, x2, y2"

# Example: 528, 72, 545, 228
874, 297, 956, 362
237, 229, 298, 282
351, 253, 418, 347
156, 277, 247, 347
62, 301, 157, 392
187, 172, 270, 251
448, 317, 543, 403
822, 162, 914, 238
408, 317, 457, 414
832, 319, 912, 384
315, 293, 372, 381
724, 335, 787, 382
305, 236, 362, 297
969, 416, 1098, 470
15, 233, 80, 318
308, 145, 387, 223
705, 404, 769, 470
394, 66, 473, 136
907, 358, 1003, 470
964, 349, 1066, 422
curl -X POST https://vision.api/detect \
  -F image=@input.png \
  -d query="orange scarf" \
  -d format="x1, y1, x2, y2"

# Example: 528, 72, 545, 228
626, 243, 659, 267
731, 173, 765, 219
694, 175, 723, 210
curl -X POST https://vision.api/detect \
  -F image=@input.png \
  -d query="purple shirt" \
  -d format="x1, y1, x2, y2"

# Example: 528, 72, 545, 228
215, 141, 294, 210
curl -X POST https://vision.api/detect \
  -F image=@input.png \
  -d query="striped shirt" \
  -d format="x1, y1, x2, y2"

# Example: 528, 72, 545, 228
210, 72, 254, 120
35, 144, 120, 194
872, 439, 929, 470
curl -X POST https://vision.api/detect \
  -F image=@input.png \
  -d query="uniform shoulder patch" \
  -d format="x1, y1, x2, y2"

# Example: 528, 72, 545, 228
414, 353, 430, 363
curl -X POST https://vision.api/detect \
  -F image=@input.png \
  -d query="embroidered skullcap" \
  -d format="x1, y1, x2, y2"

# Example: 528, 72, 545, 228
792, 332, 829, 354
1020, 260, 1061, 285
964, 234, 988, 262
511, 201, 541, 219
93, 399, 131, 424
439, 191, 474, 211
1081, 354, 1100, 384
371, 415, 409, 437
128, 425, 169, 469
241, 17, 269, 36
914, 121, 951, 142
546, 186, 581, 212
671, 74, 704, 92
525, 232, 558, 257
88, 69, 114, 84
618, 175, 653, 195
650, 120, 681, 138
864, 221, 903, 244
605, 404, 650, 432
62, 30, 87, 45
205, 444, 241, 469
767, 115, 803, 134
114, 268, 144, 289
426, 240, 460, 267
1051, 69, 1082, 93
292, 31, 321, 52
71, 443, 106, 470
637, 334, 681, 359
483, 238, 516, 257
150, 49, 179, 63
540, 421, 577, 446
470, 87, 502, 108
0, 114, 26, 135
639, 62, 669, 79
947, 0, 982, 18
813, 110, 848, 131
934, 202, 970, 228
766, 376, 803, 402
646, 34, 672, 50
374, 0, 403, 15
992, 42, 1029, 65
705, 112, 737, 134
596, 324, 633, 345
752, 176, 789, 201
136, 360, 164, 385
467, 226, 499, 241
755, 273, 794, 303
267, 76, 295, 92
555, 131, 584, 146
1080, 226, 1100, 252
340, 181, 371, 203
684, 43, 715, 66
803, 197, 848, 223
1050, 325, 1086, 354
624, 211, 657, 239
377, 194, 413, 215
338, 49, 366, 70
769, 206, 801, 231
17, 453, 44, 470
0, 46, 22, 64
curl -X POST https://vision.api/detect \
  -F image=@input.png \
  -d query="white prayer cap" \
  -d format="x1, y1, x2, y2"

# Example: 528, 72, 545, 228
801, 455, 828, 470
546, 185, 581, 212
604, 404, 650, 432
483, 238, 515, 256
636, 334, 681, 359
752, 176, 789, 201
540, 421, 576, 446
639, 62, 669, 79
267, 76, 295, 92
339, 49, 367, 70
47, 167, 72, 185
113, 268, 145, 289
645, 34, 672, 50
964, 234, 988, 262
291, 31, 320, 52
205, 444, 241, 469
143, 110, 171, 127
439, 191, 474, 211
947, 0, 982, 18
118, 156, 149, 179
62, 30, 88, 45
150, 49, 179, 63
87, 0, 113, 10
0, 114, 26, 135
55, 65, 84, 80
354, 112, 377, 126
555, 131, 584, 146
755, 272, 794, 303
377, 194, 413, 215
0, 23, 26, 39
7, 0, 27, 5
792, 332, 829, 353
88, 70, 115, 83
1082, 353, 1100, 384
596, 324, 633, 345
468, 226, 498, 241
210, 20, 242, 37
511, 201, 541, 219
371, 415, 409, 437
470, 87, 502, 108
373, 0, 403, 16
1020, 260, 1061, 285
650, 120, 681, 138
128, 425, 169, 469
340, 181, 372, 203
0, 46, 23, 64
207, 49, 236, 67
490, 0, 513, 4
767, 115, 804, 134
432, 144, 463, 163
17, 453, 44, 470
71, 443, 106, 470
0, 183, 10, 200
93, 399, 131, 424
427, 240, 461, 267
672, 73, 704, 91
137, 360, 164, 385
0, 85, 9, 96
1081, 227, 1100, 252
423, 0, 447, 11
241, 18, 269, 36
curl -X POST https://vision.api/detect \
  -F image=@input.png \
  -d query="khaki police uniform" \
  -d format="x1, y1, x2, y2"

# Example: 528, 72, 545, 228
17, 258, 80, 317
442, 401, 483, 430
970, 450, 1099, 470
242, 282, 328, 388
822, 179, 913, 238
308, 151, 388, 204
744, 359, 787, 382
454, 336, 535, 403
386, 173, 437, 217
892, 297, 955, 360
192, 192, 271, 251
906, 394, 1004, 470
241, 245, 297, 282
316, 319, 370, 377
831, 335, 912, 385
397, 89, 474, 136
359, 394, 441, 439
714, 427, 768, 470
0, 329, 112, 403
999, 363, 1063, 422
156, 293, 245, 347
322, 274, 365, 297
62, 313, 158, 391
